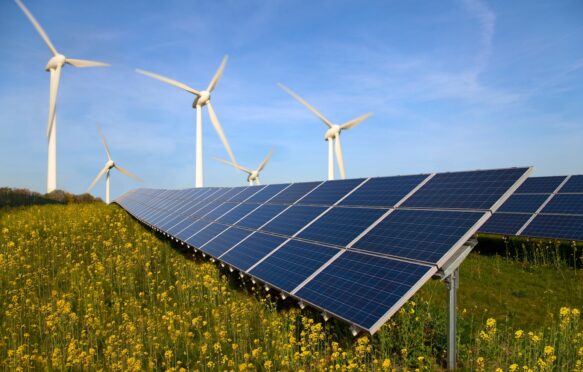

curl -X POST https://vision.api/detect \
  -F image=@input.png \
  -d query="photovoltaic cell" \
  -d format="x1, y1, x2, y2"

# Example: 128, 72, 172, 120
297, 207, 387, 247
204, 202, 239, 221
403, 168, 528, 210
202, 227, 254, 257
249, 240, 340, 292
267, 182, 322, 204
220, 232, 287, 271
297, 179, 364, 206
497, 194, 549, 214
522, 214, 583, 241
228, 186, 263, 202
514, 176, 566, 194
260, 205, 327, 237
234, 204, 288, 229
186, 223, 229, 248
167, 217, 199, 236
296, 251, 434, 330
478, 213, 531, 235
174, 219, 211, 241
541, 194, 583, 215
560, 175, 583, 193
245, 184, 289, 203
218, 203, 260, 224
340, 175, 427, 207
353, 209, 485, 264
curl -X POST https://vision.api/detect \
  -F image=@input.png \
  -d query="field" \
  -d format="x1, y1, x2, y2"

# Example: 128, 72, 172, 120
1, 204, 582, 371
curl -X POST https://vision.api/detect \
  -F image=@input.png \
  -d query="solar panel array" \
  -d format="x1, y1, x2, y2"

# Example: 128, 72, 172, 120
115, 167, 530, 333
479, 175, 583, 241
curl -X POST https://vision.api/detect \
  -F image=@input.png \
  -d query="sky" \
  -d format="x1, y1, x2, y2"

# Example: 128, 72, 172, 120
0, 0, 582, 201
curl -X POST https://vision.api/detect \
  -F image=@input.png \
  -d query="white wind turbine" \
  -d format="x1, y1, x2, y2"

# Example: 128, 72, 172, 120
15, 0, 109, 193
278, 83, 372, 180
87, 127, 142, 204
136, 56, 237, 188
215, 149, 274, 186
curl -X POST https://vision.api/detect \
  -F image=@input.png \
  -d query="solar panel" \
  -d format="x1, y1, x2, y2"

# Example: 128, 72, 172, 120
352, 209, 486, 264
497, 194, 550, 213
542, 194, 583, 215
294, 251, 436, 332
403, 168, 528, 210
260, 206, 327, 237
249, 240, 341, 292
339, 175, 427, 207
521, 214, 583, 241
560, 175, 583, 193
220, 232, 287, 271
115, 166, 531, 334
478, 212, 532, 235
297, 207, 387, 247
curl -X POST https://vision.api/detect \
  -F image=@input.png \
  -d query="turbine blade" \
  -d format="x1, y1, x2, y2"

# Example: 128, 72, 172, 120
47, 65, 61, 137
136, 69, 201, 95
334, 136, 346, 179
15, 0, 58, 56
66, 58, 109, 68
257, 148, 274, 173
278, 83, 333, 128
97, 125, 112, 160
206, 101, 237, 166
214, 157, 252, 174
87, 165, 109, 192
115, 164, 142, 182
207, 55, 228, 92
340, 112, 373, 130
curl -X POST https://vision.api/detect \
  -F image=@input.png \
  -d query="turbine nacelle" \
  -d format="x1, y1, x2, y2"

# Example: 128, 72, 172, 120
106, 160, 115, 170
247, 170, 260, 183
193, 90, 211, 108
324, 125, 341, 140
45, 54, 66, 71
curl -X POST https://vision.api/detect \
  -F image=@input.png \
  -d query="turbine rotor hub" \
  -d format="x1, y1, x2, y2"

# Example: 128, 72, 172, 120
45, 54, 66, 71
193, 90, 211, 107
107, 160, 115, 169
325, 125, 341, 140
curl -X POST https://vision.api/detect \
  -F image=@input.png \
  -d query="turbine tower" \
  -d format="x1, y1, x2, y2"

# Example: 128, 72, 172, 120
15, 0, 109, 193
136, 56, 237, 188
87, 126, 142, 204
278, 83, 372, 180
215, 149, 273, 186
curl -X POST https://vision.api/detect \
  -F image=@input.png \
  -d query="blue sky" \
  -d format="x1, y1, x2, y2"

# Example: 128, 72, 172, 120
0, 0, 582, 200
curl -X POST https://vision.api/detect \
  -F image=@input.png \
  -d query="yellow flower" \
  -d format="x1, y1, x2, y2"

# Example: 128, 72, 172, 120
544, 345, 554, 355
382, 358, 391, 370
509, 363, 518, 372
515, 330, 524, 339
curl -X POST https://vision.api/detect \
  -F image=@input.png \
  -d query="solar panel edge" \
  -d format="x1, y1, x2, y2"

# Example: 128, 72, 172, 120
489, 167, 533, 213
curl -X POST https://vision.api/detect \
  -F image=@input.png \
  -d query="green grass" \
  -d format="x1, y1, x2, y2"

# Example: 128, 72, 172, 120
1, 203, 581, 371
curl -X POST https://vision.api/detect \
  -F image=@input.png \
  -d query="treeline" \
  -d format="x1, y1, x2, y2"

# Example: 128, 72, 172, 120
0, 187, 102, 208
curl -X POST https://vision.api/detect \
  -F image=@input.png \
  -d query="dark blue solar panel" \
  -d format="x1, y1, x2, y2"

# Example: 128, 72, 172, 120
220, 232, 287, 270
245, 184, 289, 203
186, 223, 230, 248
497, 194, 548, 213
353, 209, 485, 264
201, 227, 254, 257
297, 179, 364, 206
522, 214, 583, 241
542, 194, 583, 215
174, 219, 210, 241
267, 182, 322, 204
260, 206, 327, 237
218, 203, 260, 224
235, 204, 288, 229
340, 174, 427, 207
159, 214, 189, 230
296, 251, 433, 331
514, 176, 566, 194
403, 168, 529, 210
297, 207, 387, 247
249, 240, 340, 292
228, 186, 264, 202
204, 202, 239, 221
167, 217, 199, 235
218, 187, 246, 202
188, 200, 224, 219
478, 213, 532, 235
560, 175, 583, 193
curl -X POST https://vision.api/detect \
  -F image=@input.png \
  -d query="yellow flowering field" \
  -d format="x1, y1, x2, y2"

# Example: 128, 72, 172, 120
1, 204, 582, 371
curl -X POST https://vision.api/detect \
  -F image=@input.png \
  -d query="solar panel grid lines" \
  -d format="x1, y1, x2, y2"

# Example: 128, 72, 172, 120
541, 194, 583, 215
479, 212, 532, 235
516, 175, 572, 235
560, 175, 583, 193
521, 214, 583, 241
513, 176, 568, 194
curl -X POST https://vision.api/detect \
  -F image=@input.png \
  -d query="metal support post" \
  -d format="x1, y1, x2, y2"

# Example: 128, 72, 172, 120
446, 267, 459, 370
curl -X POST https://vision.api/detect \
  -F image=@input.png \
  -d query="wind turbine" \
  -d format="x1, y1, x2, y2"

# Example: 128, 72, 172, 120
215, 149, 274, 186
278, 83, 372, 180
136, 56, 237, 188
87, 127, 142, 204
15, 0, 109, 193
